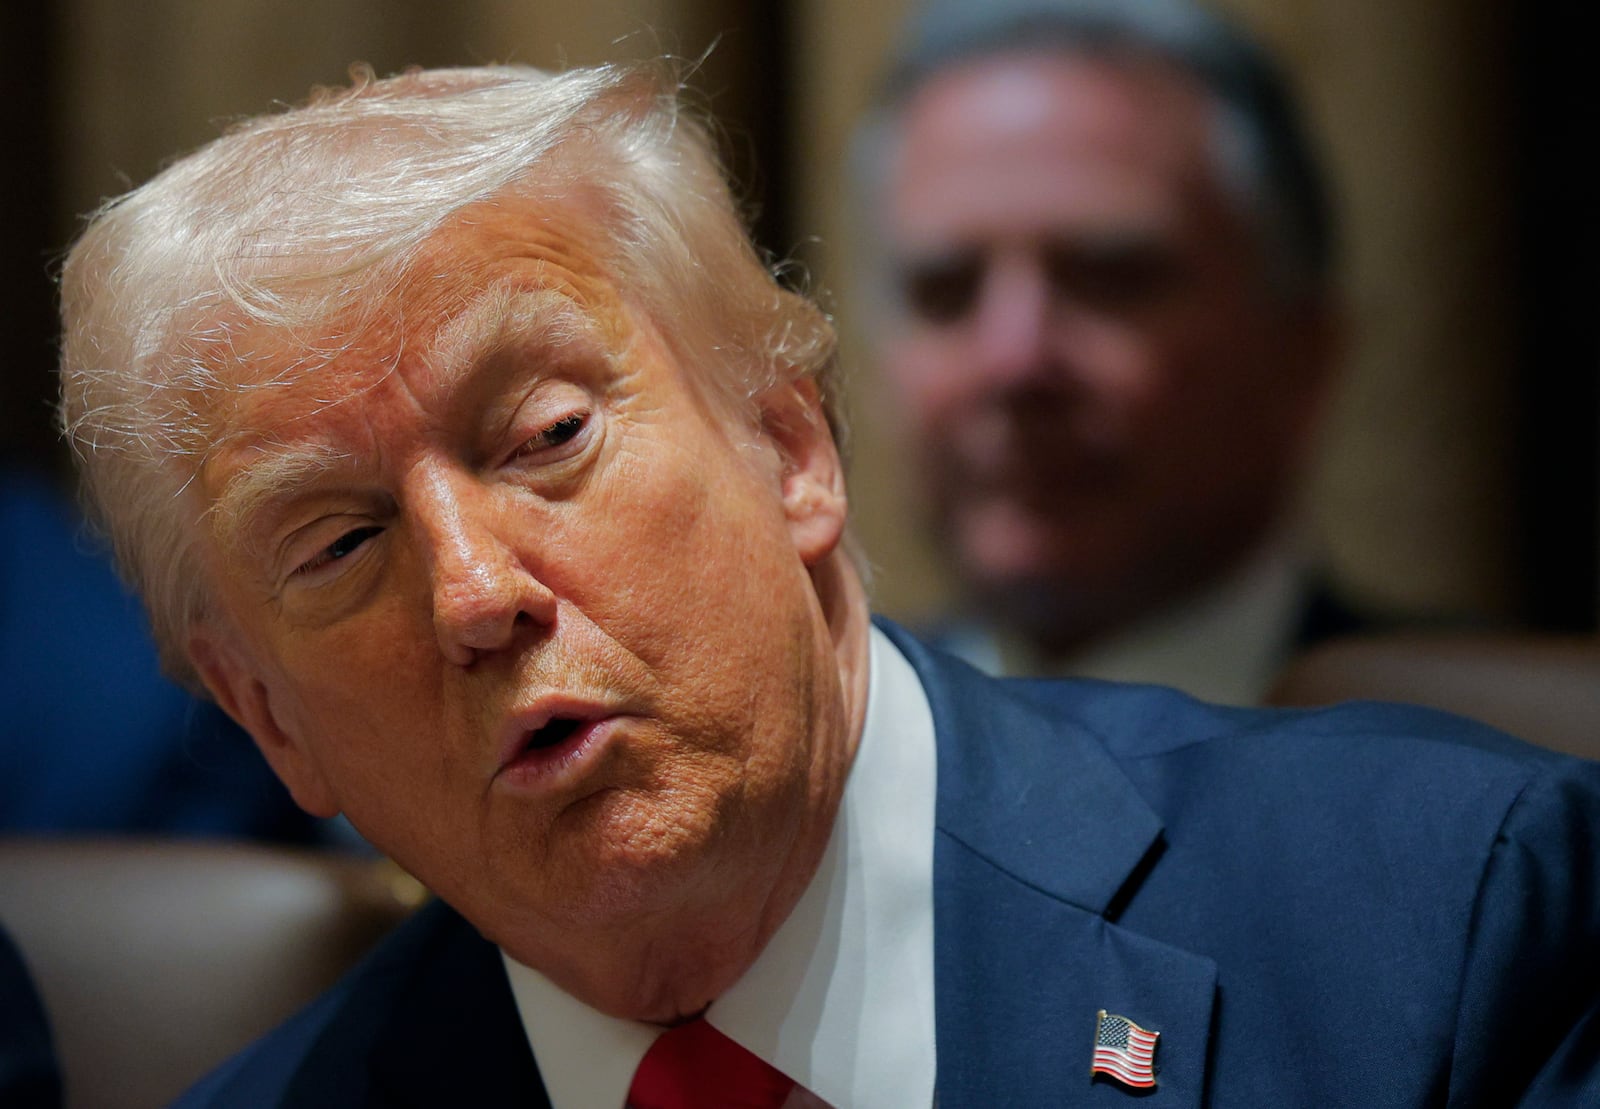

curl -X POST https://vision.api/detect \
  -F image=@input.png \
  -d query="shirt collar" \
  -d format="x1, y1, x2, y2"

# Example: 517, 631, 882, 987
501, 625, 939, 1108
951, 535, 1308, 705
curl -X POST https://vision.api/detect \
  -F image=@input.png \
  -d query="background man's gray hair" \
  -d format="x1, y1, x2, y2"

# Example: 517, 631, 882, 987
858, 0, 1335, 298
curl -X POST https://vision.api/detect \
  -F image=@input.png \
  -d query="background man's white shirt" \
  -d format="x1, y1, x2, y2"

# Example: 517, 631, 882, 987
946, 537, 1309, 706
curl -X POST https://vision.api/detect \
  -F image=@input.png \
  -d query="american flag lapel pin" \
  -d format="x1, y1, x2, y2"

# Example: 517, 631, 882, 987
1091, 1009, 1160, 1090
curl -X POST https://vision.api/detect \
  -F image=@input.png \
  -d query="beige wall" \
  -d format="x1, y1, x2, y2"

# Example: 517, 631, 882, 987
792, 0, 1520, 625
54, 0, 736, 231
1225, 0, 1517, 621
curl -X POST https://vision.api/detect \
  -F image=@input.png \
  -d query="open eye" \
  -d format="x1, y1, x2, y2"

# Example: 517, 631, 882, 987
513, 411, 588, 462
534, 413, 584, 449
294, 524, 384, 577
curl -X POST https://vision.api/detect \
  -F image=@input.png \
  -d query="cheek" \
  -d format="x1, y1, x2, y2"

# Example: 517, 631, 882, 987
655, 473, 817, 715
575, 432, 792, 644
1152, 322, 1277, 439
269, 610, 453, 781
280, 584, 435, 689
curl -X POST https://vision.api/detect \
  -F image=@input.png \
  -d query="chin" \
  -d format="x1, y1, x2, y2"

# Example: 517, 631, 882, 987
957, 523, 1131, 617
554, 797, 728, 916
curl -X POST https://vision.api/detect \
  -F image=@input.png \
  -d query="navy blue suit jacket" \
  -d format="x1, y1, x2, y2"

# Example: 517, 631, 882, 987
178, 622, 1600, 1106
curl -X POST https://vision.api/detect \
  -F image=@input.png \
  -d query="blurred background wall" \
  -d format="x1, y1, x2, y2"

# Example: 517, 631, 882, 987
4, 0, 1594, 633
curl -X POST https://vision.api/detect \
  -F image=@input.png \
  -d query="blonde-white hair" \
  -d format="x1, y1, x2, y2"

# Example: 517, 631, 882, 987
58, 61, 840, 688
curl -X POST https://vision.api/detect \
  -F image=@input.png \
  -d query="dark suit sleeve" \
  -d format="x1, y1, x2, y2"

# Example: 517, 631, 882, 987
1447, 760, 1600, 1106
0, 922, 61, 1109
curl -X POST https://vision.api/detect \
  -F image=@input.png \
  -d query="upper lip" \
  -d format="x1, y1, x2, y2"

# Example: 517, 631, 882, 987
494, 696, 616, 773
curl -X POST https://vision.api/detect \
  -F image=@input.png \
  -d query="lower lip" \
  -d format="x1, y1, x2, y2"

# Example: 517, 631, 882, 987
495, 717, 618, 791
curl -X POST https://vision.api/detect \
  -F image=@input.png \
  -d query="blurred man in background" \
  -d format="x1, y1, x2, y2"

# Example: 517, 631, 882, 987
858, 0, 1350, 703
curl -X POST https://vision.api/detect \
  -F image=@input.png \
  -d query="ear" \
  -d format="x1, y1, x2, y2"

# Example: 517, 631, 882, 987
188, 625, 341, 818
757, 377, 849, 567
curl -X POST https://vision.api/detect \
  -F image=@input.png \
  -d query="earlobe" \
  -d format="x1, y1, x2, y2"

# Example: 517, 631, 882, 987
759, 379, 849, 567
188, 627, 342, 818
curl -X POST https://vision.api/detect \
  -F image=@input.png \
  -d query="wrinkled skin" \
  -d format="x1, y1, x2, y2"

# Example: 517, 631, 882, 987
189, 200, 871, 1022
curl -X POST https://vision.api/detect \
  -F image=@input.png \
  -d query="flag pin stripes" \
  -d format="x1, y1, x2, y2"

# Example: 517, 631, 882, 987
1091, 1010, 1160, 1090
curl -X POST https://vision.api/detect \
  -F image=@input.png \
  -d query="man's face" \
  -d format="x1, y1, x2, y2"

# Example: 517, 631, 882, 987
189, 201, 852, 1016
879, 51, 1329, 645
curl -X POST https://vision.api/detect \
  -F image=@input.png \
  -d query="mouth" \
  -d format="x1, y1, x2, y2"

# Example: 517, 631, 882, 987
525, 716, 585, 751
495, 702, 620, 789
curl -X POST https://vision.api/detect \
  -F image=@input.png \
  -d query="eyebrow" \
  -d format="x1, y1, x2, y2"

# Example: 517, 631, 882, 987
426, 285, 618, 382
208, 441, 363, 566
206, 286, 621, 564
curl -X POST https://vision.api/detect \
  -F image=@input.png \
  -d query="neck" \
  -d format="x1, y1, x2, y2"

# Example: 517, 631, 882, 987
814, 548, 873, 774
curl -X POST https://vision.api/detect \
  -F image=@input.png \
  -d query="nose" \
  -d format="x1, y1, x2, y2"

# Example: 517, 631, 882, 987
414, 468, 557, 666
970, 249, 1055, 388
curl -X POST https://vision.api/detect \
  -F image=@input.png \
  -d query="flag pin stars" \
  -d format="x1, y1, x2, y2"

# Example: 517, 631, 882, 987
1091, 1010, 1160, 1090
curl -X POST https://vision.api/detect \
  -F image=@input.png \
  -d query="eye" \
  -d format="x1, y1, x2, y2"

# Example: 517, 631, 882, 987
294, 524, 384, 577
1044, 238, 1183, 311
513, 411, 588, 461
898, 251, 983, 325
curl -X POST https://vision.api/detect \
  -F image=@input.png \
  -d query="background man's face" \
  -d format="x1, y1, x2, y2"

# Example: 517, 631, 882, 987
190, 201, 850, 1011
878, 50, 1327, 644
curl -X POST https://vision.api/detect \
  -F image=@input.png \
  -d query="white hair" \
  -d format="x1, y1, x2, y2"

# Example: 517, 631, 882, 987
58, 62, 840, 688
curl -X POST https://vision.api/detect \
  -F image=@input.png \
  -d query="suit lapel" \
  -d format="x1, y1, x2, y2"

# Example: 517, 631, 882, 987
882, 622, 1218, 1108
933, 840, 1216, 1107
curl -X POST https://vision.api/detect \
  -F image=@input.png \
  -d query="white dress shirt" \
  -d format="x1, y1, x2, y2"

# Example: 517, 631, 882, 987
502, 626, 939, 1108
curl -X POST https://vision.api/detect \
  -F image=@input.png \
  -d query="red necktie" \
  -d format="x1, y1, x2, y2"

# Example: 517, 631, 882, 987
627, 1018, 797, 1109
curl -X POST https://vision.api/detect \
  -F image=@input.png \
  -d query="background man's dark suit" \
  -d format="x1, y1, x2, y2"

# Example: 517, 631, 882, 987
177, 622, 1600, 1106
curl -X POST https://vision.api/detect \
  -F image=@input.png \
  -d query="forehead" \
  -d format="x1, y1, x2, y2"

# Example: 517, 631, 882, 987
193, 198, 646, 517
206, 198, 629, 434
886, 49, 1223, 241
